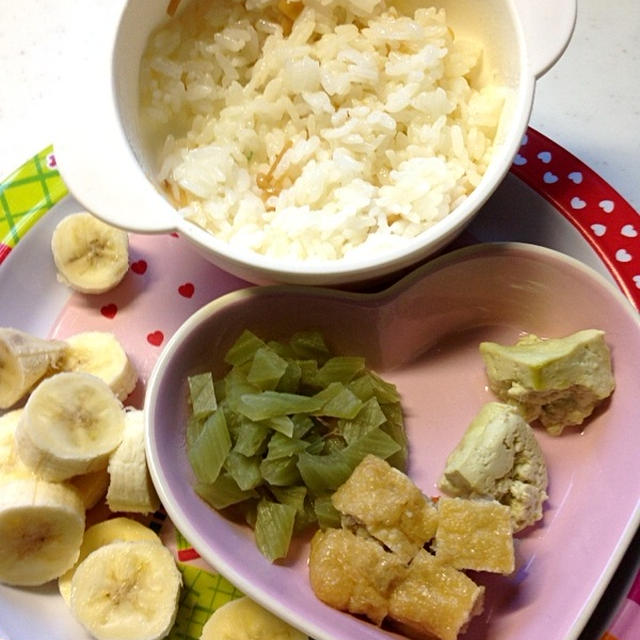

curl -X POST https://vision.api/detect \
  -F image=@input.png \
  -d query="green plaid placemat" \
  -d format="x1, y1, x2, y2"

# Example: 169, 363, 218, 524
0, 146, 68, 263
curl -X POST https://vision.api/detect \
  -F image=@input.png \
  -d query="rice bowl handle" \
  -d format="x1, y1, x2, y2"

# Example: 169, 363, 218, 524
512, 0, 577, 77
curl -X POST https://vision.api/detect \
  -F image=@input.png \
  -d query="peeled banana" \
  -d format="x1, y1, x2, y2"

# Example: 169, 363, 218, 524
107, 409, 160, 515
200, 596, 307, 640
70, 539, 182, 640
69, 467, 110, 510
0, 477, 85, 586
50, 211, 129, 294
0, 408, 34, 484
59, 515, 162, 605
15, 371, 125, 481
0, 327, 65, 408
60, 331, 138, 401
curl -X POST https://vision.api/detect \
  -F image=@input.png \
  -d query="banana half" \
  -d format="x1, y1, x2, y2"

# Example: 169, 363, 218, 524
0, 477, 85, 586
200, 596, 307, 640
51, 211, 129, 294
70, 539, 182, 640
15, 371, 125, 481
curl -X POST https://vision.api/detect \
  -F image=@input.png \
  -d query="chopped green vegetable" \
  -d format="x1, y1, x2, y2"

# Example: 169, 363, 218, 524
255, 500, 296, 562
185, 330, 407, 562
188, 372, 217, 419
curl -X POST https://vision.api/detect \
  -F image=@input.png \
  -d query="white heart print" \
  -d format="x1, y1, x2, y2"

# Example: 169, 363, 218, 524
621, 224, 638, 238
513, 154, 527, 166
616, 249, 632, 263
591, 224, 607, 237
634, 275, 640, 290
570, 197, 587, 210
568, 171, 583, 184
543, 172, 558, 184
537, 151, 552, 164
599, 200, 615, 213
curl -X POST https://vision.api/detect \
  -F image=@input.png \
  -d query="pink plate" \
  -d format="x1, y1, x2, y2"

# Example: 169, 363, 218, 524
144, 242, 640, 640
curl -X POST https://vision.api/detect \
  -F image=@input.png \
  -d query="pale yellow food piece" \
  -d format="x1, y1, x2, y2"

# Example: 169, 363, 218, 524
434, 497, 514, 574
439, 402, 548, 532
388, 549, 484, 640
332, 454, 438, 562
308, 527, 407, 625
480, 329, 615, 435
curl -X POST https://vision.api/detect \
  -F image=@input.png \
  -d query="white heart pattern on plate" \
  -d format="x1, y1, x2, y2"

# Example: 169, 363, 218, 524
571, 197, 587, 210
616, 249, 633, 263
591, 224, 607, 237
568, 171, 583, 184
513, 154, 527, 166
621, 224, 638, 238
543, 172, 559, 184
633, 275, 640, 290
537, 151, 552, 163
599, 200, 615, 213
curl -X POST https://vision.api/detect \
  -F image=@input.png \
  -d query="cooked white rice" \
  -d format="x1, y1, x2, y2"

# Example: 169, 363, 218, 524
140, 0, 507, 262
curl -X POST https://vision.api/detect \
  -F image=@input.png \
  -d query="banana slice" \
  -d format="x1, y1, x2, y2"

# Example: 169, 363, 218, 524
60, 331, 138, 401
0, 327, 66, 408
106, 409, 160, 515
70, 539, 182, 640
59, 515, 162, 606
15, 371, 125, 481
69, 467, 110, 510
200, 596, 307, 640
0, 408, 34, 484
0, 477, 85, 586
51, 211, 129, 294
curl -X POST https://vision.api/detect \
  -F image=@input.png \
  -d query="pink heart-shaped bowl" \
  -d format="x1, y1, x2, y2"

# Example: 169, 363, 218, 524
145, 241, 640, 640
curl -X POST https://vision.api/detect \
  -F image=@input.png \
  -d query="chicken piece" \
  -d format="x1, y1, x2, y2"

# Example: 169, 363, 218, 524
439, 402, 548, 532
308, 527, 407, 625
388, 549, 484, 640
479, 329, 615, 435
434, 497, 514, 574
332, 454, 438, 562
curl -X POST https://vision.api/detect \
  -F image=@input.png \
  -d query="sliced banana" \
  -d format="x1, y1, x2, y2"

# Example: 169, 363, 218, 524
59, 515, 162, 606
0, 408, 35, 484
69, 467, 110, 510
15, 371, 125, 481
200, 596, 307, 640
70, 539, 182, 640
60, 331, 138, 401
107, 409, 160, 515
0, 477, 85, 586
51, 211, 129, 294
0, 327, 66, 408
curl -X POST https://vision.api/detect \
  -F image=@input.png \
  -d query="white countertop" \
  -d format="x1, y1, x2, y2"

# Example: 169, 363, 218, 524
0, 2, 638, 639
0, 0, 638, 212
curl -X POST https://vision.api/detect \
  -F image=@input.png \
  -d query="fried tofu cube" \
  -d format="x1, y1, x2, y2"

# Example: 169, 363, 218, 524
308, 527, 407, 625
388, 549, 484, 640
332, 454, 438, 561
434, 496, 515, 574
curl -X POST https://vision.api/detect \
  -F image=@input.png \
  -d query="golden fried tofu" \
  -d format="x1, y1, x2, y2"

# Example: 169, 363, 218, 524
434, 497, 515, 574
332, 454, 438, 562
388, 550, 484, 640
308, 527, 407, 625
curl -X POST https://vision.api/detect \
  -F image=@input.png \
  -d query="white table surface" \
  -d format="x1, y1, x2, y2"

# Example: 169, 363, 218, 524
0, 2, 638, 639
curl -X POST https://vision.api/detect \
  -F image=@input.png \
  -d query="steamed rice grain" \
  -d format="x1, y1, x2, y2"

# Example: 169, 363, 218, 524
140, 0, 508, 261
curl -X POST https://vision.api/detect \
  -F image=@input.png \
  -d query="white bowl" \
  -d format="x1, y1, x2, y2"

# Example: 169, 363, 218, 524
54, 0, 576, 285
